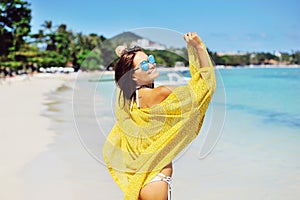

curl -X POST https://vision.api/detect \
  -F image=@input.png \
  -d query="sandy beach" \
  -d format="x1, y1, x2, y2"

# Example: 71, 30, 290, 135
0, 75, 64, 199
0, 73, 123, 200
0, 74, 84, 200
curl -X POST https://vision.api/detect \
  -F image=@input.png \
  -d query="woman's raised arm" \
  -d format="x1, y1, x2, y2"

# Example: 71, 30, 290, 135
183, 32, 212, 68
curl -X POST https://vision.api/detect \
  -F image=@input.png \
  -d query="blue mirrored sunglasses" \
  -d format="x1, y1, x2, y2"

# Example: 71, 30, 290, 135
134, 55, 156, 72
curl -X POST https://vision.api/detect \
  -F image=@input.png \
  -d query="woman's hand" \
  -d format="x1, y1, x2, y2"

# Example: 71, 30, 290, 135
183, 32, 206, 50
184, 32, 211, 68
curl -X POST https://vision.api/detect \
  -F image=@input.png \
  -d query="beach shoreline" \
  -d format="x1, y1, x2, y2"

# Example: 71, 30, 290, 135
0, 73, 77, 200
1, 64, 299, 85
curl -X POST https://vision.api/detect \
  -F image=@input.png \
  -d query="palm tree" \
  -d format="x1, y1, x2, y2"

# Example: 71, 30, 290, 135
41, 20, 56, 51
41, 20, 52, 34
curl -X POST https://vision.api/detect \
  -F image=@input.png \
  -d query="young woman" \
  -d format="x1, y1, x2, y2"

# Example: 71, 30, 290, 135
103, 32, 216, 200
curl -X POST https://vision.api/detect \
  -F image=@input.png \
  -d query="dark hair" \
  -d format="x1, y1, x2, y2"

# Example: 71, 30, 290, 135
114, 46, 143, 104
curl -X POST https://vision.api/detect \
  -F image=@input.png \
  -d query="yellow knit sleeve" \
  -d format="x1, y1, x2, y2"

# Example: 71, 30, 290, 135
187, 44, 216, 96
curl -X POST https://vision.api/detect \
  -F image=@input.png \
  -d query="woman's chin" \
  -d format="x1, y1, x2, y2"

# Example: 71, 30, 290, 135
142, 71, 159, 84
152, 71, 159, 79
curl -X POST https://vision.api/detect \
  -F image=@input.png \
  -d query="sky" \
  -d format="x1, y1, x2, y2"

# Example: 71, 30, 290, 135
27, 0, 300, 53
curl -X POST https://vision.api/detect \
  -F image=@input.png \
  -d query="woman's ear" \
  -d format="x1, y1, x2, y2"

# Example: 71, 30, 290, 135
132, 75, 142, 85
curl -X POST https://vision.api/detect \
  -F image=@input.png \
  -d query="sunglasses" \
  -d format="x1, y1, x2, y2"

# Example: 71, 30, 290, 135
134, 55, 156, 72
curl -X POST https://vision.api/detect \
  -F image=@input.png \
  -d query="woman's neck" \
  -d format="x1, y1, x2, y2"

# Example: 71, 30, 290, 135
136, 83, 154, 89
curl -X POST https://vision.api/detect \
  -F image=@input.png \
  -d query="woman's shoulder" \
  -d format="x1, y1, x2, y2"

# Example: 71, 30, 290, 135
140, 85, 176, 107
153, 85, 178, 99
148, 85, 176, 101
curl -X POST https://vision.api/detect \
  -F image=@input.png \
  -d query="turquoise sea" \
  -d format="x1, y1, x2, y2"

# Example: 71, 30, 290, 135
221, 67, 300, 129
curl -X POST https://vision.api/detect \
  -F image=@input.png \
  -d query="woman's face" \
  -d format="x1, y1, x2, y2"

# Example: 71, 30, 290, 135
132, 51, 159, 85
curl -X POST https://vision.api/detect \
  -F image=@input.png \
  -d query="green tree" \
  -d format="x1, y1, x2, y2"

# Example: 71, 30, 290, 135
30, 29, 45, 47
41, 20, 52, 34
292, 51, 300, 64
55, 24, 71, 57
0, 0, 31, 54
73, 33, 112, 69
41, 20, 57, 51
143, 49, 188, 67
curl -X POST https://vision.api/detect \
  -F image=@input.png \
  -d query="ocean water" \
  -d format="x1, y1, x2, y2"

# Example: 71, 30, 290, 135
38, 67, 300, 199
221, 67, 300, 129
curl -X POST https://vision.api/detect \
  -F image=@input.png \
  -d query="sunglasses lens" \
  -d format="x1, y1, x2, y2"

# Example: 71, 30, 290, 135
140, 61, 149, 71
148, 55, 155, 64
138, 55, 155, 72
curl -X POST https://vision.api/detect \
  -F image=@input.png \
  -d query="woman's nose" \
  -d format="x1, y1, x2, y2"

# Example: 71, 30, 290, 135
149, 63, 156, 69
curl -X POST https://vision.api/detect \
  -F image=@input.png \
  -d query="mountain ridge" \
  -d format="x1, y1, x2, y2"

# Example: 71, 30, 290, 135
109, 31, 166, 50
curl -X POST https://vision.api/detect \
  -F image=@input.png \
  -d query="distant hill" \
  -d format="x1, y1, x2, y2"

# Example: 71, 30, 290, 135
110, 32, 143, 46
110, 31, 166, 50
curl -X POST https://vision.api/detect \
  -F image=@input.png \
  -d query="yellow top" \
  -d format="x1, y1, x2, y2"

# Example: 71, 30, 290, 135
102, 44, 216, 200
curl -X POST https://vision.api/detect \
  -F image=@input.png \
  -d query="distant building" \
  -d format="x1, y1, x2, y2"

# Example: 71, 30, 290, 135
217, 52, 247, 56
274, 51, 282, 59
131, 39, 166, 50
174, 61, 185, 68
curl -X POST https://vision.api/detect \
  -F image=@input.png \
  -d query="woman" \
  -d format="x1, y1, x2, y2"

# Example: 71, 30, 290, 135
103, 32, 216, 200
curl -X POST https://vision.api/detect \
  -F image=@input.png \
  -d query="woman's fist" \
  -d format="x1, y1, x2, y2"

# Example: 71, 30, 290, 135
183, 32, 206, 50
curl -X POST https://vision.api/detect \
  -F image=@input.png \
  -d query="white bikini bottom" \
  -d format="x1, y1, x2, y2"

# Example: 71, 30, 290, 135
147, 172, 173, 200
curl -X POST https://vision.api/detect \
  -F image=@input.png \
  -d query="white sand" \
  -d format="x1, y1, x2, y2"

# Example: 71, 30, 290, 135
0, 73, 123, 200
0, 74, 75, 200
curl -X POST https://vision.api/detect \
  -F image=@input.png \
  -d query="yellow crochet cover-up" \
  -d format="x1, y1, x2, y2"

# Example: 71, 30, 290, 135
103, 44, 216, 199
